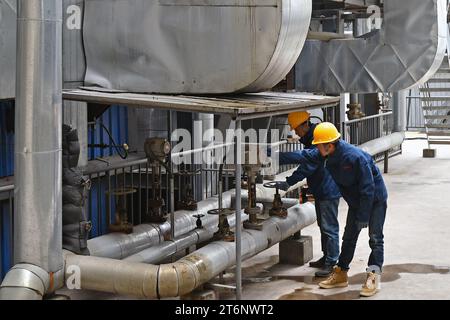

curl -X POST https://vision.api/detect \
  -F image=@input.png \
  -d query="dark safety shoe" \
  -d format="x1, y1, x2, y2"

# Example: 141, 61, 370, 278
315, 264, 335, 278
309, 256, 326, 268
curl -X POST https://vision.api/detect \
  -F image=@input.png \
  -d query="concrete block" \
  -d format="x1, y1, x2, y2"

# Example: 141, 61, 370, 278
279, 235, 313, 266
181, 289, 217, 300
423, 149, 436, 158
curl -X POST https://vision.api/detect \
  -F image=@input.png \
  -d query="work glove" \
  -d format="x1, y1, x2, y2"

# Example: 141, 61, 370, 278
276, 181, 290, 192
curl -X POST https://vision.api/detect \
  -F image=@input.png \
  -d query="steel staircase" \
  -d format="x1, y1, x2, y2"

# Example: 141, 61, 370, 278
419, 55, 450, 149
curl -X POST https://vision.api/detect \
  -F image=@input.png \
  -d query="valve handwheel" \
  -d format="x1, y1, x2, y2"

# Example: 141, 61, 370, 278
207, 208, 235, 216
263, 181, 279, 189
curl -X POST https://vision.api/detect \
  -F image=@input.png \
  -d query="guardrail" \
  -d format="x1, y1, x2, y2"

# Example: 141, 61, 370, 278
342, 111, 394, 146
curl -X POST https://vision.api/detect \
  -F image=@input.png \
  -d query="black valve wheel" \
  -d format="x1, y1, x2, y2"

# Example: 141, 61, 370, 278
263, 181, 283, 189
207, 208, 235, 216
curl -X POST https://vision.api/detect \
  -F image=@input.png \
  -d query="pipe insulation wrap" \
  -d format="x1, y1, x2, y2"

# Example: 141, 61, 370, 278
64, 202, 316, 298
12, 0, 63, 272
124, 211, 248, 264
87, 191, 234, 259
359, 132, 405, 156
0, 264, 50, 300
296, 0, 447, 94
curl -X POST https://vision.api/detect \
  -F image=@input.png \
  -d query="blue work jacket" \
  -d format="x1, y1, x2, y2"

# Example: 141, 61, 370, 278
279, 124, 341, 201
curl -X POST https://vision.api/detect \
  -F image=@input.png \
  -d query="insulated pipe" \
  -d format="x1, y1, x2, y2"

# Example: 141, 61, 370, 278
0, 0, 63, 300
124, 211, 249, 264
0, 264, 50, 300
88, 166, 304, 259
64, 202, 316, 299
393, 91, 407, 133
87, 191, 235, 259
358, 132, 405, 156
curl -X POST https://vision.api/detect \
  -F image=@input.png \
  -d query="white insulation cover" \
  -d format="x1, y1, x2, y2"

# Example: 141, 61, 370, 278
0, 0, 16, 100
83, 0, 312, 94
295, 0, 448, 94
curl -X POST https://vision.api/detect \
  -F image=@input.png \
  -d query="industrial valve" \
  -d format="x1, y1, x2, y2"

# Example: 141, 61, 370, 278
242, 151, 269, 231
176, 169, 201, 211
207, 208, 235, 242
263, 182, 288, 219
107, 187, 136, 234
144, 138, 172, 223
193, 214, 205, 229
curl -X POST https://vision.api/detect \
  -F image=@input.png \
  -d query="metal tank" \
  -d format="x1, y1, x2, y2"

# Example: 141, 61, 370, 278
83, 0, 312, 94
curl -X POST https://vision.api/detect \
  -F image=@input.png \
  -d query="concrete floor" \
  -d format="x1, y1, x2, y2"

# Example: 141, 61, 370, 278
59, 138, 450, 300
220, 137, 450, 300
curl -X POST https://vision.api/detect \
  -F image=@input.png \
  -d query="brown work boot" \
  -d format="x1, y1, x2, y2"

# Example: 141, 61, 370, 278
360, 271, 381, 297
319, 266, 349, 289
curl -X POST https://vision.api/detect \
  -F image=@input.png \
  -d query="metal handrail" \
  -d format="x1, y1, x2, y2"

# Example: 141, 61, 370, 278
343, 111, 393, 125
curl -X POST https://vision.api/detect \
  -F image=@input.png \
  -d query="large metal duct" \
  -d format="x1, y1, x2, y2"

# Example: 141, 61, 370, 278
296, 0, 447, 94
0, 0, 16, 100
83, 0, 312, 94
0, 0, 63, 300
64, 202, 316, 299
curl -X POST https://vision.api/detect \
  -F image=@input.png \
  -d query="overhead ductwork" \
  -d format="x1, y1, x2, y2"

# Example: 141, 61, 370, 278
296, 0, 448, 94
82, 0, 312, 94
0, 0, 16, 100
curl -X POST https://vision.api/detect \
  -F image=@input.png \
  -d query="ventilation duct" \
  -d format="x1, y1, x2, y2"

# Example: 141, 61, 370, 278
0, 0, 16, 100
82, 0, 312, 94
296, 0, 447, 94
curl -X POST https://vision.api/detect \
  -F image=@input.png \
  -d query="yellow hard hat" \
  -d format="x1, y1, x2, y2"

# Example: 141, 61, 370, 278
312, 122, 341, 145
288, 111, 311, 130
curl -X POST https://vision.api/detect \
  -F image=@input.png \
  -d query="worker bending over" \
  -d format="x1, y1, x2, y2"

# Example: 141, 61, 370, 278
277, 111, 341, 277
299, 122, 388, 297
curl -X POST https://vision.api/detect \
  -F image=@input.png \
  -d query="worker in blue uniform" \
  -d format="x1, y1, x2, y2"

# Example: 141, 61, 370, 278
286, 122, 388, 297
276, 112, 341, 277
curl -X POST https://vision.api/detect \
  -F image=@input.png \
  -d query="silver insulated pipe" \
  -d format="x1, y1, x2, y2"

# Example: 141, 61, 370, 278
0, 0, 63, 300
64, 202, 316, 299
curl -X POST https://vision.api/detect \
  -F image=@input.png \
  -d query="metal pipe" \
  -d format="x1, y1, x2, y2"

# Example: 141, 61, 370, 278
64, 202, 316, 299
0, 0, 63, 300
88, 163, 299, 260
87, 191, 235, 259
124, 211, 248, 264
0, 264, 50, 300
393, 91, 407, 133
307, 31, 350, 41
234, 119, 242, 300
358, 132, 405, 156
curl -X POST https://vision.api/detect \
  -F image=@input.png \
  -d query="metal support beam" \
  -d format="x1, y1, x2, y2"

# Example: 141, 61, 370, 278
234, 119, 242, 300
